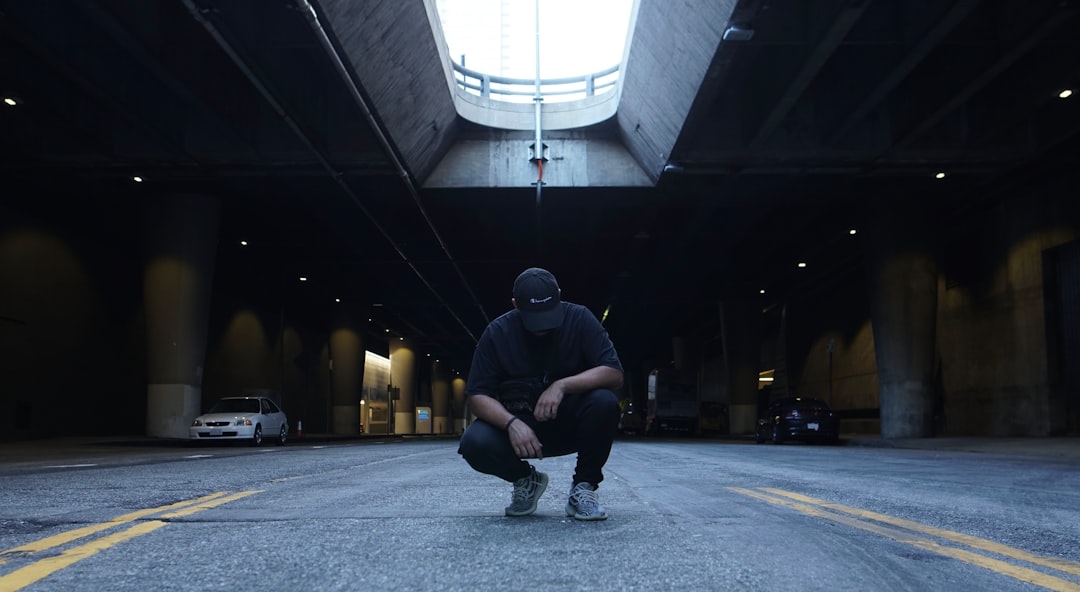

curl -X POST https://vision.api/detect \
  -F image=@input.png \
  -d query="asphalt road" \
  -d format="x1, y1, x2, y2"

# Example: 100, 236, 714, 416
1, 436, 1078, 591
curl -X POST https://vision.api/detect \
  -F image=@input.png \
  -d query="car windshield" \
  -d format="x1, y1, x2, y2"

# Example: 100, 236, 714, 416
791, 399, 830, 411
207, 399, 260, 414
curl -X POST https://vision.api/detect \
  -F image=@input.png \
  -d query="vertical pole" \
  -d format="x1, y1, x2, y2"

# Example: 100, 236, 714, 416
532, 0, 545, 250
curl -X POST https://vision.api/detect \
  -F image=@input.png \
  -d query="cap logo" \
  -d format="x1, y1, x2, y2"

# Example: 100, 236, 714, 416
529, 296, 553, 304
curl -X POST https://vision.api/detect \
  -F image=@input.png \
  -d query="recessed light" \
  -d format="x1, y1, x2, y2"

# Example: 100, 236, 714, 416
1059, 89, 1073, 99
797, 262, 807, 268
3, 97, 19, 107
239, 240, 248, 246
759, 289, 766, 294
849, 229, 857, 235
132, 175, 144, 183
334, 298, 341, 303
935, 172, 946, 179
299, 276, 307, 282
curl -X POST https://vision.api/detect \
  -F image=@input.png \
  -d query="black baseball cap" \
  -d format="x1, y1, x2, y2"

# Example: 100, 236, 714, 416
513, 267, 564, 332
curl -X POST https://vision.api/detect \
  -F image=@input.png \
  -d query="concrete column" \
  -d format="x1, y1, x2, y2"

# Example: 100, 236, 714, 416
452, 376, 467, 433
865, 196, 938, 439
671, 336, 691, 371
390, 338, 416, 434
144, 193, 219, 439
721, 299, 762, 435
431, 360, 450, 434
329, 310, 365, 435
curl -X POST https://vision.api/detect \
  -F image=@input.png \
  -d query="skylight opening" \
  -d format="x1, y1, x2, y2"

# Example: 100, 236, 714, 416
436, 0, 634, 104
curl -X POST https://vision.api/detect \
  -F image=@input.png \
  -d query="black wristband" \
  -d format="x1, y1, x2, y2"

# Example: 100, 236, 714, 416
504, 416, 519, 431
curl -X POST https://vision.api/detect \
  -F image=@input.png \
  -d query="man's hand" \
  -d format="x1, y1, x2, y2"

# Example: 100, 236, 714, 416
508, 419, 543, 459
532, 381, 566, 422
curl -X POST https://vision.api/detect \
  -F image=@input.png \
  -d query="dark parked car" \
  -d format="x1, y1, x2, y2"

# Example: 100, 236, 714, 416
755, 397, 839, 445
618, 403, 645, 435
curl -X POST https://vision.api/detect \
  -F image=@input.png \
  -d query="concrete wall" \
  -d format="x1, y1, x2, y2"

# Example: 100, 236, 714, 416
938, 189, 1080, 436
773, 183, 1079, 437
0, 200, 146, 439
780, 265, 881, 434
201, 293, 334, 434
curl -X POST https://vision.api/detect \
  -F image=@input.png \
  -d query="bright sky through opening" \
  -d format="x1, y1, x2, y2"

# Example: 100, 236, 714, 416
436, 0, 633, 82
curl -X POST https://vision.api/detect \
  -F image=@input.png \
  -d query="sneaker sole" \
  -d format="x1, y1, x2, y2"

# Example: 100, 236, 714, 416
565, 503, 608, 521
505, 472, 549, 517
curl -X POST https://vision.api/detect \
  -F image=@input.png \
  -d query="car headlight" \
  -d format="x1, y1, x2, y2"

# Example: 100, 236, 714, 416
235, 418, 252, 426
192, 419, 203, 427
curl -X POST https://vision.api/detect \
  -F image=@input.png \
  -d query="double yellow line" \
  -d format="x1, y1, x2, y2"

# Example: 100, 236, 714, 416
729, 487, 1080, 592
0, 490, 261, 591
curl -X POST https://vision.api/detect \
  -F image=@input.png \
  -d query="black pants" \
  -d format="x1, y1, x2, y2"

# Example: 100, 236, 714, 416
457, 388, 620, 486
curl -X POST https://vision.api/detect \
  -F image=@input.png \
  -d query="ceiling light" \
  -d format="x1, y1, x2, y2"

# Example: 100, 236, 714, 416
797, 262, 807, 268
132, 175, 144, 183
299, 276, 307, 282
759, 289, 766, 294
335, 298, 341, 303
3, 97, 19, 107
1059, 89, 1073, 99
935, 172, 946, 179
723, 26, 755, 41
849, 229, 857, 235
239, 240, 248, 246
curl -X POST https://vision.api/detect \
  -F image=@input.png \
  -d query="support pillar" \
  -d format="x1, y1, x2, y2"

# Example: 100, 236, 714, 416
432, 360, 450, 434
721, 299, 762, 435
865, 196, 939, 439
390, 338, 416, 434
329, 310, 364, 435
143, 193, 219, 439
452, 376, 467, 433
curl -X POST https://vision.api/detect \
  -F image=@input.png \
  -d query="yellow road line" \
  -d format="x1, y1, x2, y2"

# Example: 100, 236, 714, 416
0, 490, 261, 592
759, 487, 1080, 578
0, 521, 168, 591
159, 490, 261, 519
728, 487, 1080, 592
0, 491, 230, 561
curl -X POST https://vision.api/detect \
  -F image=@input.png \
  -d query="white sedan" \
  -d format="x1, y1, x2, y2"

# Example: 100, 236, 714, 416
190, 396, 288, 446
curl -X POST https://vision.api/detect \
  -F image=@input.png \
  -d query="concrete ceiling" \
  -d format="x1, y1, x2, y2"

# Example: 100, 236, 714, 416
2, 0, 1079, 372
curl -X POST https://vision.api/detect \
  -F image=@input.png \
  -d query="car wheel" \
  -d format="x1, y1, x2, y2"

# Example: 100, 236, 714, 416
771, 424, 784, 444
277, 424, 288, 446
251, 424, 263, 447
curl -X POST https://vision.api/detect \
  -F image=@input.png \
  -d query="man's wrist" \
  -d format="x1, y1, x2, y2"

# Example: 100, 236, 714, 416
504, 416, 519, 431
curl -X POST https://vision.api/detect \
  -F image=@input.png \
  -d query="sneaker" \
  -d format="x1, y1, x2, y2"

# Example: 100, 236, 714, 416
505, 466, 549, 517
565, 482, 608, 521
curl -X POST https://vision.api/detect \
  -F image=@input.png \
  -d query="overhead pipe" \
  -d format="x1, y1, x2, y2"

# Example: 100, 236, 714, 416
180, 0, 483, 344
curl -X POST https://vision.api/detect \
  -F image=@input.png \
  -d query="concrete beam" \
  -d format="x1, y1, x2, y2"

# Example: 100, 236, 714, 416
316, 0, 460, 183
425, 129, 651, 188
616, 0, 737, 182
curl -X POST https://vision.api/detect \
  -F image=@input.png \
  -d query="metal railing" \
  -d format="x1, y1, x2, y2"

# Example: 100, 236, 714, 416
451, 62, 619, 104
